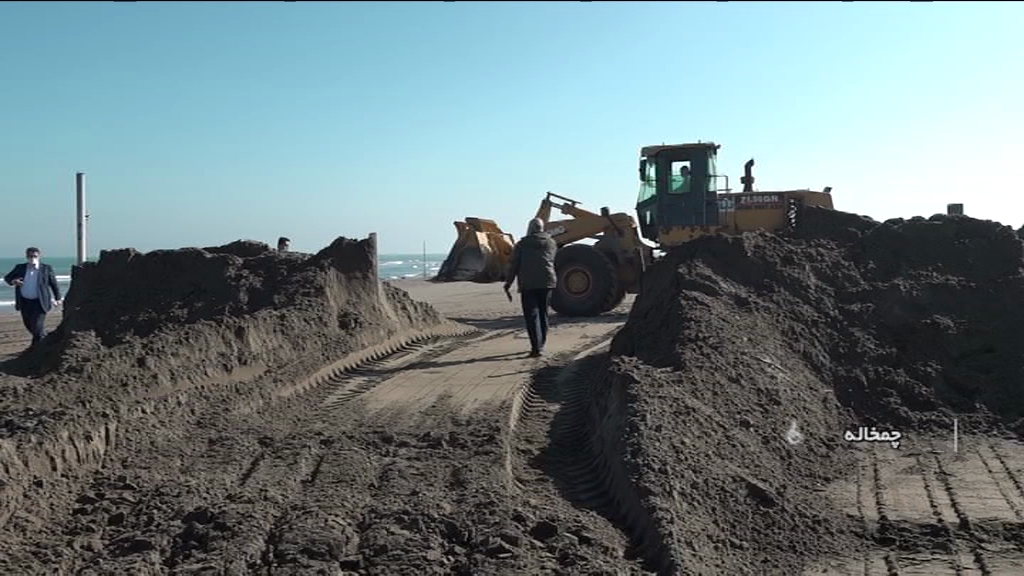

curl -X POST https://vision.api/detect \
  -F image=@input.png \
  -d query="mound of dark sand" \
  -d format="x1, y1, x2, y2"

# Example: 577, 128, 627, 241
599, 208, 1024, 574
17, 235, 442, 410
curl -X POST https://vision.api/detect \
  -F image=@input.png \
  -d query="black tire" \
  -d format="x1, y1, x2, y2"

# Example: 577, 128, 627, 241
551, 244, 621, 317
602, 286, 627, 312
592, 236, 627, 313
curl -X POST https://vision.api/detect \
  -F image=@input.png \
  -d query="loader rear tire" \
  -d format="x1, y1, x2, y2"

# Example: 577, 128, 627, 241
551, 244, 621, 317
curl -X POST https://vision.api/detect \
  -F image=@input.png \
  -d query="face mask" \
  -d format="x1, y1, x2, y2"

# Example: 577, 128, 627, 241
28, 257, 39, 265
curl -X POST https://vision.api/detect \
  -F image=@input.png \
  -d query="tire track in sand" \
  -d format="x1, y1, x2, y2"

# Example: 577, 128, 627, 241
234, 326, 489, 489
974, 445, 1024, 523
917, 452, 964, 575
932, 453, 993, 575
506, 340, 675, 575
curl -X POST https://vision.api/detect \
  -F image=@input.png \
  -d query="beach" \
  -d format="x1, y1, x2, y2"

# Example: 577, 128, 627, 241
2, 229, 1024, 575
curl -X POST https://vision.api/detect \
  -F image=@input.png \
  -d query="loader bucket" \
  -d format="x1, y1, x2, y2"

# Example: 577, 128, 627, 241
434, 218, 515, 283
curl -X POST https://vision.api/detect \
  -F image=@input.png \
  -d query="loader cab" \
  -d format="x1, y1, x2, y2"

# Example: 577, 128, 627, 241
636, 142, 723, 242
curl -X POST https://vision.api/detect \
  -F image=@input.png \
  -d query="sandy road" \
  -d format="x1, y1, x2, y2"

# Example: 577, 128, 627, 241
356, 321, 619, 417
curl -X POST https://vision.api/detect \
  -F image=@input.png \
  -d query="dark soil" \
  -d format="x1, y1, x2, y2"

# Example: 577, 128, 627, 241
604, 208, 1024, 574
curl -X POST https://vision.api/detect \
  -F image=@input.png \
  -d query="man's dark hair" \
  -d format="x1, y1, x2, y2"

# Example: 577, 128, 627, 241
278, 237, 290, 244
25, 247, 40, 255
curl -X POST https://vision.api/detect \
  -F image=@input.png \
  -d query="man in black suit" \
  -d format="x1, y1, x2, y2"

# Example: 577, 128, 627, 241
4, 247, 62, 347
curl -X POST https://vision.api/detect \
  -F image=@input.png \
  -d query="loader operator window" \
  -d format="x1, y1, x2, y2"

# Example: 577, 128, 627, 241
670, 161, 692, 194
637, 159, 657, 204
707, 155, 719, 193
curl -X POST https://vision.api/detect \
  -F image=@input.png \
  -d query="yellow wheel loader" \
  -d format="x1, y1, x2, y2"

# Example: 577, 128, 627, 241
635, 142, 833, 245
435, 142, 834, 317
434, 193, 652, 315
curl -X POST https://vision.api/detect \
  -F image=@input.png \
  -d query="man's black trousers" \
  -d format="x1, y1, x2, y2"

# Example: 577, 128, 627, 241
19, 297, 46, 345
520, 288, 549, 353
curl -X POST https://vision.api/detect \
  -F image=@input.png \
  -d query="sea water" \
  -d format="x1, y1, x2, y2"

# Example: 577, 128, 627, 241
0, 254, 447, 312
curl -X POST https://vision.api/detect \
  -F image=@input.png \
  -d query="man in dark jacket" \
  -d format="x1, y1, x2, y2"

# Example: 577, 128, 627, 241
3, 247, 62, 347
504, 218, 557, 357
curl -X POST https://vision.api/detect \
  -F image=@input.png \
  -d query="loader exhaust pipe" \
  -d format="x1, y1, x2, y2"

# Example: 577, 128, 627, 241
741, 159, 755, 193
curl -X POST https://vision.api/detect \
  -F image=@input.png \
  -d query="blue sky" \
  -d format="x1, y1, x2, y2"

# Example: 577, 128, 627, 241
1, 1, 1021, 256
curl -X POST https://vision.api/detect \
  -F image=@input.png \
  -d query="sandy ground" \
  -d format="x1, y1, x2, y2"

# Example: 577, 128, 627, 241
0, 310, 63, 360
0, 279, 647, 575
4, 218, 1024, 576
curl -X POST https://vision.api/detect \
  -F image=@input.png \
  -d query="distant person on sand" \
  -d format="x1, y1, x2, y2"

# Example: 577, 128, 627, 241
277, 237, 290, 252
3, 247, 62, 348
504, 218, 557, 358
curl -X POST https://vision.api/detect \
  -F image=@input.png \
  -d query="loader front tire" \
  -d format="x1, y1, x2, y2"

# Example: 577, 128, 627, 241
602, 286, 627, 313
551, 244, 621, 317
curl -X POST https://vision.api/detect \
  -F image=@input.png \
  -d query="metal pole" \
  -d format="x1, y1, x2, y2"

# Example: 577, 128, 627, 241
368, 232, 378, 279
76, 172, 86, 264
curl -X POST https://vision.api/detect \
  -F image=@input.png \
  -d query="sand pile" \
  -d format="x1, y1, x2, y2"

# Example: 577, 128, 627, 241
0, 236, 443, 439
41, 237, 441, 396
599, 209, 1024, 574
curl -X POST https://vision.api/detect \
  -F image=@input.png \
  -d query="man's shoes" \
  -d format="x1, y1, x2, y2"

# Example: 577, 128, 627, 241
528, 350, 541, 358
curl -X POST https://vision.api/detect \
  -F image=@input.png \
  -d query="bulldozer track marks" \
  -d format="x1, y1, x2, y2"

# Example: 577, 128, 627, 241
507, 339, 675, 575
870, 451, 892, 537
319, 338, 452, 409
989, 445, 1024, 504
314, 328, 511, 411
233, 325, 496, 492
975, 447, 1024, 522
277, 321, 483, 401
234, 326, 517, 493
813, 439, 1024, 575
0, 322, 483, 535
917, 454, 964, 575
932, 454, 993, 575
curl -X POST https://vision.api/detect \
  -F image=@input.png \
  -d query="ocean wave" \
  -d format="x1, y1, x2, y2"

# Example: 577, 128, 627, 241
0, 300, 14, 307
1, 276, 72, 282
